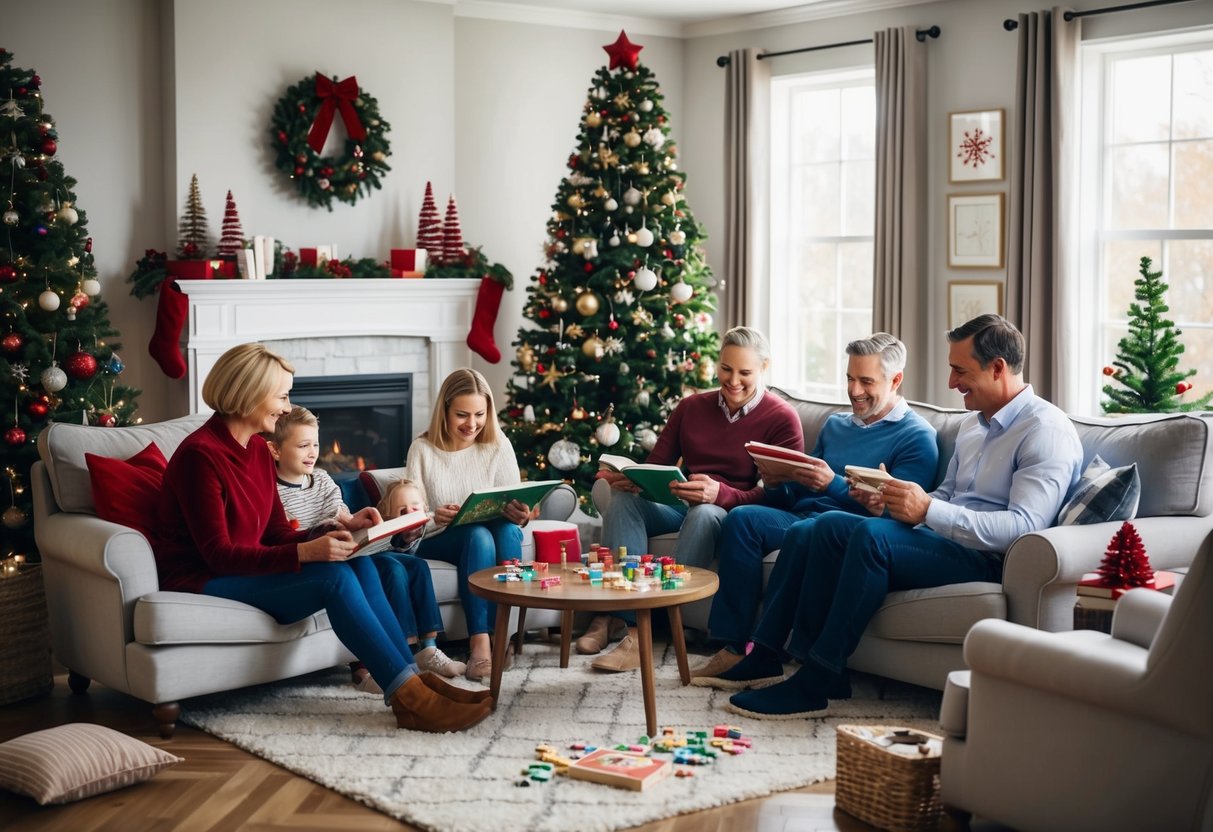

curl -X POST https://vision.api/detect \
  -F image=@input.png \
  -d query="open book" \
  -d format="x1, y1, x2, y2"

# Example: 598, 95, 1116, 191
448, 480, 564, 527
744, 441, 817, 476
598, 454, 687, 506
844, 465, 892, 494
350, 510, 429, 557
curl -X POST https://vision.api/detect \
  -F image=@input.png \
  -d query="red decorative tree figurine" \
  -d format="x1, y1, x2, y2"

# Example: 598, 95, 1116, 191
441, 194, 465, 266
217, 190, 245, 257
416, 181, 442, 264
1097, 521, 1154, 588
176, 173, 209, 258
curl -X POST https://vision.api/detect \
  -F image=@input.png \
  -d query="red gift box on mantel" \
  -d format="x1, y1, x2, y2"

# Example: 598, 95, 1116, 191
165, 260, 214, 280
299, 247, 319, 268
390, 248, 427, 278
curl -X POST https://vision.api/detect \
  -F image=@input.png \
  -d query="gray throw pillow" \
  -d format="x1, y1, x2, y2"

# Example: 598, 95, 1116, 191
1058, 455, 1141, 526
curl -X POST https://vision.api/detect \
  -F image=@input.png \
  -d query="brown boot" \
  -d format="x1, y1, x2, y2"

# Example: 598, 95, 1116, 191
391, 674, 491, 732
419, 671, 494, 706
576, 615, 627, 655
590, 630, 642, 672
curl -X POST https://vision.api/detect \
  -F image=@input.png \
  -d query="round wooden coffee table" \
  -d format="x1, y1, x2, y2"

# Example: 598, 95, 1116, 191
469, 565, 719, 736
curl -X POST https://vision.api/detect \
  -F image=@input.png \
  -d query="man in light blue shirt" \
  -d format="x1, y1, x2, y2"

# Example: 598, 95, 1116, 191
725, 315, 1083, 719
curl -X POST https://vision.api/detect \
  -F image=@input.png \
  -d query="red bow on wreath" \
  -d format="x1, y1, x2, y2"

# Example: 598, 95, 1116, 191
306, 73, 368, 153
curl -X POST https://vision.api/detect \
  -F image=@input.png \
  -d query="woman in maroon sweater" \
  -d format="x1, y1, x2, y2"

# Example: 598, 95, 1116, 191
152, 343, 491, 732
581, 327, 805, 671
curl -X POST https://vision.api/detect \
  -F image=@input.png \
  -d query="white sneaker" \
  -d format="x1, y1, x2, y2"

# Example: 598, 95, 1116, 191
414, 645, 467, 679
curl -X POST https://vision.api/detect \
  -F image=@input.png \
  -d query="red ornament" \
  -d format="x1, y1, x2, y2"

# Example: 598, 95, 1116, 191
603, 31, 643, 71
69, 291, 89, 311
27, 401, 49, 419
536, 363, 546, 374
40, 137, 57, 156
4, 426, 26, 447
568, 154, 579, 169
96, 412, 118, 428
1102, 366, 1115, 376
84, 237, 93, 252
0, 264, 16, 283
1177, 381, 1194, 394
1, 332, 22, 354
277, 130, 288, 143
63, 350, 99, 380
584, 263, 594, 273
608, 316, 619, 331
294, 165, 305, 176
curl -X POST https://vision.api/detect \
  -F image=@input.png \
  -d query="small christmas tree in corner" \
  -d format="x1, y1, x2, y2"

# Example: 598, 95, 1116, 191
1102, 256, 1213, 414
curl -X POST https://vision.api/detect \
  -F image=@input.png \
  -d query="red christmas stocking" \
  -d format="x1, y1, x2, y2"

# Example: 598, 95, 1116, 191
467, 276, 505, 363
148, 279, 189, 379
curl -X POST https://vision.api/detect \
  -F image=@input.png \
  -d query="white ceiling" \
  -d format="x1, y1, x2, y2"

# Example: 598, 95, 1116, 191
464, 0, 813, 24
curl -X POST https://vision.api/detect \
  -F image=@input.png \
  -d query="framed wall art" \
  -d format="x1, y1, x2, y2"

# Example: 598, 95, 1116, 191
948, 281, 1003, 329
948, 192, 1005, 269
949, 108, 1004, 182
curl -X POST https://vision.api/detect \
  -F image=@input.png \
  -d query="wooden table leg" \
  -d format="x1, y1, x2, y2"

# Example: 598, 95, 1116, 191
559, 609, 573, 668
668, 605, 691, 685
514, 607, 527, 655
636, 608, 657, 737
490, 603, 512, 707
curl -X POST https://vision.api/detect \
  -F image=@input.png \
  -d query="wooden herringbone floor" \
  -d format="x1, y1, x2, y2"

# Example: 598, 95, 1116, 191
0, 673, 888, 832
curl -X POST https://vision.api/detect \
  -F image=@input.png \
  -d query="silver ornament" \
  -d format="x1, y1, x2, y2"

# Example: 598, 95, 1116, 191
637, 390, 651, 407
670, 281, 693, 304
547, 438, 581, 471
39, 289, 60, 311
636, 427, 658, 452
634, 227, 654, 247
41, 363, 67, 392
2, 209, 17, 226
523, 405, 535, 423
633, 267, 658, 292
595, 421, 620, 447
81, 278, 101, 296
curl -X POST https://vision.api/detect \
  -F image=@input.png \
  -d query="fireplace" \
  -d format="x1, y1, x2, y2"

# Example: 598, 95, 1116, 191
289, 373, 412, 473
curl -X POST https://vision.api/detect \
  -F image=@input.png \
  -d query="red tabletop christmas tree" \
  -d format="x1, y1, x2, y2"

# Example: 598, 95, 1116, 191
416, 181, 442, 263
1097, 521, 1154, 588
217, 190, 245, 257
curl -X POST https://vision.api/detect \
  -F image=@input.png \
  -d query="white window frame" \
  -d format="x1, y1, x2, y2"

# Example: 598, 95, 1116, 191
1075, 29, 1213, 416
768, 67, 875, 399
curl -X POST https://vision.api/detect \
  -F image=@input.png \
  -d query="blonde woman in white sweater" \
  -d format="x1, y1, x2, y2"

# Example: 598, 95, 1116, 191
403, 369, 530, 682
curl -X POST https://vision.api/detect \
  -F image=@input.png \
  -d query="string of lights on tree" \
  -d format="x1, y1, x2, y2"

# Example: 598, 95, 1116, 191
0, 47, 141, 563
498, 32, 721, 511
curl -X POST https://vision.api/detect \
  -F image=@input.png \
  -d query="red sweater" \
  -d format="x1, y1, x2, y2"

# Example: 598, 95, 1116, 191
153, 414, 307, 593
648, 390, 804, 510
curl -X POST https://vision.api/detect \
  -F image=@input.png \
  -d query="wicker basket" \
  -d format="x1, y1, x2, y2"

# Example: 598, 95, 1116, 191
0, 565, 54, 706
835, 724, 943, 832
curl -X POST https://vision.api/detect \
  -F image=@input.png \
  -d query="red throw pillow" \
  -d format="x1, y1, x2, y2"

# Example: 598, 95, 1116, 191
84, 442, 168, 539
532, 526, 582, 565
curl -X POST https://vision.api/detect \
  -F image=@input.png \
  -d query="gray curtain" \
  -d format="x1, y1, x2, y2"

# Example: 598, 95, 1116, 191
873, 27, 929, 401
1006, 8, 1081, 410
722, 48, 770, 329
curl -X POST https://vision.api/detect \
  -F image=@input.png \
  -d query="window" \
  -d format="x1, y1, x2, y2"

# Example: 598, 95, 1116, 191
769, 69, 875, 398
1076, 32, 1213, 415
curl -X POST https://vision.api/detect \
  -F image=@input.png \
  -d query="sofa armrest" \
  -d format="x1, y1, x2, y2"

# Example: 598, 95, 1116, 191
35, 511, 159, 589
1002, 514, 1213, 631
537, 483, 577, 522
1111, 588, 1172, 649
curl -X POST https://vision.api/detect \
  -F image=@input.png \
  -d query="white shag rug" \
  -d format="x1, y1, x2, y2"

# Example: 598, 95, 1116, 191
180, 642, 941, 832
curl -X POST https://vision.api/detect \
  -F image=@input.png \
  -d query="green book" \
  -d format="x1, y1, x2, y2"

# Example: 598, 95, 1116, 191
448, 480, 564, 527
598, 454, 687, 506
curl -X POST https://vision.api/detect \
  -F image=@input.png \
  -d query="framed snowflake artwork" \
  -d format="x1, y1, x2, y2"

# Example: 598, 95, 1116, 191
949, 109, 1004, 182
948, 193, 1005, 269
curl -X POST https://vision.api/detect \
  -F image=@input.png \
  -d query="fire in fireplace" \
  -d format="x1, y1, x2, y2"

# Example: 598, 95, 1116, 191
289, 373, 413, 474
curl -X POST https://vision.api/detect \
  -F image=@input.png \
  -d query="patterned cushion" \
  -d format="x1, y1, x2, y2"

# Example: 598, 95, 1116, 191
0, 723, 181, 805
1058, 455, 1141, 526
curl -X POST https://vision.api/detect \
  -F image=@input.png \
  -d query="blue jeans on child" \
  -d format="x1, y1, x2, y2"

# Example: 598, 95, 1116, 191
373, 552, 444, 640
415, 519, 522, 636
599, 490, 726, 625
752, 511, 1003, 675
203, 557, 416, 703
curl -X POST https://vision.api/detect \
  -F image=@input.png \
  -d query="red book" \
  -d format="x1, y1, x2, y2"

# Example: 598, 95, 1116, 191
567, 749, 672, 791
1077, 570, 1178, 600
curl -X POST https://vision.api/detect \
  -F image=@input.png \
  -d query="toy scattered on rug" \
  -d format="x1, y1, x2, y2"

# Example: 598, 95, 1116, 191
515, 724, 755, 788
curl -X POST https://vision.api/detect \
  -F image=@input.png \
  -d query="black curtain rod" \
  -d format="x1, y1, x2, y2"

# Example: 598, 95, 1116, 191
1003, 0, 1193, 31
716, 25, 940, 67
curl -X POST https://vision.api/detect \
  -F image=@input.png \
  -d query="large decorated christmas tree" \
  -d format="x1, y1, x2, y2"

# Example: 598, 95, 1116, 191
0, 48, 140, 560
499, 32, 720, 512
1102, 256, 1213, 413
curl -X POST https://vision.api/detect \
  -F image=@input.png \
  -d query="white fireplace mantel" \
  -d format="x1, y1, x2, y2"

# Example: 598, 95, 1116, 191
179, 278, 481, 414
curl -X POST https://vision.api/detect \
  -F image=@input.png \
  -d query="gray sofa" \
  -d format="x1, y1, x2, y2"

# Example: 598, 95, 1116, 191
593, 388, 1213, 690
32, 414, 577, 737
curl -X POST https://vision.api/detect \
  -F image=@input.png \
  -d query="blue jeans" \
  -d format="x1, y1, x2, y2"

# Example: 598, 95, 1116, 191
373, 552, 444, 641
772, 512, 1002, 674
600, 490, 727, 624
203, 558, 416, 702
416, 519, 522, 636
707, 504, 805, 649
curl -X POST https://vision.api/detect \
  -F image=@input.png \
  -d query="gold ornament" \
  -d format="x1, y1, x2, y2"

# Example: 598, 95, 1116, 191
552, 296, 569, 313
586, 111, 602, 128
541, 364, 563, 390
582, 336, 604, 359
593, 184, 608, 198
576, 292, 600, 316
661, 191, 677, 206
571, 405, 587, 420
613, 92, 632, 109
633, 161, 650, 175
623, 130, 642, 148
567, 193, 585, 210
565, 323, 585, 339
597, 144, 619, 166
516, 345, 535, 372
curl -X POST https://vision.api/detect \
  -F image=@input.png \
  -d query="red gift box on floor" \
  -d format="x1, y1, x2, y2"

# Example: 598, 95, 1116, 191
532, 526, 582, 565
165, 260, 214, 280
390, 248, 427, 278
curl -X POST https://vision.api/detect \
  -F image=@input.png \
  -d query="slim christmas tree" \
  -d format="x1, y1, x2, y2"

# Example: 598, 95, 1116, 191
498, 32, 720, 511
216, 190, 245, 257
1102, 256, 1213, 413
416, 181, 442, 263
0, 48, 140, 561
440, 194, 465, 266
176, 173, 209, 259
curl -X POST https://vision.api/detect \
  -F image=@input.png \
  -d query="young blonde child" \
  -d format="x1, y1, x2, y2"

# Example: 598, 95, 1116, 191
269, 408, 463, 690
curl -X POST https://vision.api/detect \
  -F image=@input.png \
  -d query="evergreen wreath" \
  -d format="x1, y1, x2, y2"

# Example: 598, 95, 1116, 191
269, 72, 392, 210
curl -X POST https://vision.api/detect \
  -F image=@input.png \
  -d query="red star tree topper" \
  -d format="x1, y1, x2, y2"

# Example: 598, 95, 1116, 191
603, 30, 643, 71
1097, 521, 1154, 587
416, 180, 442, 263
